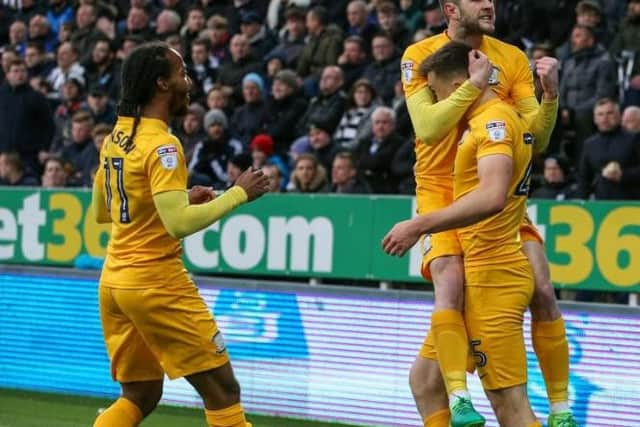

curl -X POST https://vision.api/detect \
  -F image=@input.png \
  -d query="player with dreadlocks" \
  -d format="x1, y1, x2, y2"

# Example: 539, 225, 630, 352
91, 41, 268, 427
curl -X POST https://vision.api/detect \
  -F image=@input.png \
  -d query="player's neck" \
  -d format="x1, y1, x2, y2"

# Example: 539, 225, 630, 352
469, 88, 497, 115
141, 99, 171, 125
446, 25, 483, 49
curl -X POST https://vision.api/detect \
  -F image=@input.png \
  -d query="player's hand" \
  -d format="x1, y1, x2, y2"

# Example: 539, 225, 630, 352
234, 167, 270, 201
382, 219, 421, 257
468, 49, 492, 90
535, 56, 559, 100
189, 185, 216, 204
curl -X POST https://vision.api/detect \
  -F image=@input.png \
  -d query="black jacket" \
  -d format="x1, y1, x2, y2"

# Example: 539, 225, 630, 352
0, 82, 54, 173
264, 93, 309, 155
355, 132, 404, 194
577, 127, 640, 200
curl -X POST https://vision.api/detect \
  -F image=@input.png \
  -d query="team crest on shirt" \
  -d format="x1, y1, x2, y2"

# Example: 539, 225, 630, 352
486, 121, 506, 141
157, 144, 178, 170
212, 331, 226, 353
488, 66, 500, 85
401, 61, 414, 83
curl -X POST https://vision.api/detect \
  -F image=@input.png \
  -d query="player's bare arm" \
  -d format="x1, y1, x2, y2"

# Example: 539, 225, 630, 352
382, 153, 512, 256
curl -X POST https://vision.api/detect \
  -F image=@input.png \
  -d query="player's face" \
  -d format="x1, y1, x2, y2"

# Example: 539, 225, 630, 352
457, 0, 495, 35
166, 49, 192, 117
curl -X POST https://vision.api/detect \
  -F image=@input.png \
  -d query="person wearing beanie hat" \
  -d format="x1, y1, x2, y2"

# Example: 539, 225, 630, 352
249, 133, 290, 181
242, 72, 265, 95
173, 103, 208, 165
190, 108, 243, 189
203, 108, 228, 129
250, 133, 275, 157
273, 69, 300, 92
230, 73, 267, 145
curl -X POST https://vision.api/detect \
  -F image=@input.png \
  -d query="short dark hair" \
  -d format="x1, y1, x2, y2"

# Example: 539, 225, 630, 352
1, 151, 24, 172
192, 37, 211, 51
9, 58, 26, 70
334, 151, 357, 169
573, 24, 595, 39
308, 6, 328, 26
419, 41, 472, 79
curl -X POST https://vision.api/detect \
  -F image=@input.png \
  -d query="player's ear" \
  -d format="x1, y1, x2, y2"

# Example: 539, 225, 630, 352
156, 76, 170, 92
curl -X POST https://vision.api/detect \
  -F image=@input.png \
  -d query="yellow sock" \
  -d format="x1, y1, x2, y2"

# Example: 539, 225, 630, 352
432, 309, 469, 394
424, 408, 450, 427
93, 397, 143, 427
527, 421, 543, 427
532, 318, 569, 404
205, 403, 249, 427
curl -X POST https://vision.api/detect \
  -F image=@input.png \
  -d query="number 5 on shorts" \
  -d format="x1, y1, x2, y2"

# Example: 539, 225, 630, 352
470, 339, 487, 368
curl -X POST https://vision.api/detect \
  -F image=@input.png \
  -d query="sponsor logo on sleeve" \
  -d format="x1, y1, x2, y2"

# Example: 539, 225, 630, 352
157, 144, 178, 170
488, 66, 500, 85
486, 120, 506, 141
401, 61, 414, 83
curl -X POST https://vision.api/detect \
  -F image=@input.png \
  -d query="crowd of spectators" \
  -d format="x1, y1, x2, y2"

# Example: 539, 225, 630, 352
0, 0, 638, 201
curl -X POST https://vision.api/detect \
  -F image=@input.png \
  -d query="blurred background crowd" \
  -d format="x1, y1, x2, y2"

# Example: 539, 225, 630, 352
0, 0, 638, 200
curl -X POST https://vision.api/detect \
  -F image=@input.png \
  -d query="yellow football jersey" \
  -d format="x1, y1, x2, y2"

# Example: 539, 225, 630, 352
95, 116, 188, 288
402, 32, 535, 212
453, 98, 533, 271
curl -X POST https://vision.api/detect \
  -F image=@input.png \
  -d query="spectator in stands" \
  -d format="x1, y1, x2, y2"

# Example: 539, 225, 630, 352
61, 110, 96, 186
92, 123, 111, 153
47, 41, 86, 95
188, 108, 243, 189
249, 133, 288, 176
206, 84, 233, 118
560, 24, 617, 162
391, 137, 416, 194
0, 59, 53, 175
28, 14, 56, 54
345, 0, 377, 52
610, 0, 640, 107
556, 1, 611, 63
207, 15, 231, 64
265, 6, 306, 69
376, 1, 412, 51
187, 37, 218, 105
296, 65, 346, 138
0, 151, 39, 186
71, 3, 104, 64
226, 152, 253, 188
217, 33, 262, 104
230, 72, 267, 145
399, 0, 424, 35
577, 98, 640, 200
262, 163, 284, 193
41, 156, 68, 188
239, 9, 277, 60
51, 77, 84, 154
155, 9, 181, 39
334, 78, 379, 150
181, 7, 207, 61
362, 33, 400, 105
0, 47, 18, 83
288, 152, 329, 193
622, 105, 640, 133
24, 42, 54, 80
296, 5, 343, 93
122, 6, 153, 41
82, 82, 116, 126
413, 0, 447, 38
173, 104, 207, 165
96, 14, 117, 42
330, 151, 371, 193
532, 155, 578, 200
116, 35, 144, 61
46, 0, 74, 39
337, 35, 368, 90
8, 20, 27, 56
354, 106, 403, 194
263, 69, 308, 155
307, 120, 338, 173
82, 37, 121, 99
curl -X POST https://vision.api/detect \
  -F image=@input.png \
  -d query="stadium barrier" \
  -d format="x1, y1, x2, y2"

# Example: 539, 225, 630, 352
0, 188, 638, 293
0, 266, 638, 426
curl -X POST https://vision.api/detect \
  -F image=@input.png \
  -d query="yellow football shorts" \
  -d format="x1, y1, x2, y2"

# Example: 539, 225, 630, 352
464, 263, 534, 390
99, 277, 229, 382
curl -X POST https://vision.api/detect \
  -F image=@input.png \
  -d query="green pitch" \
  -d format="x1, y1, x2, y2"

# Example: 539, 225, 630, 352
0, 388, 362, 427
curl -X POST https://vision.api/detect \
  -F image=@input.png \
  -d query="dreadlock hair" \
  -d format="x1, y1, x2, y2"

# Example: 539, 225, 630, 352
118, 41, 173, 143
